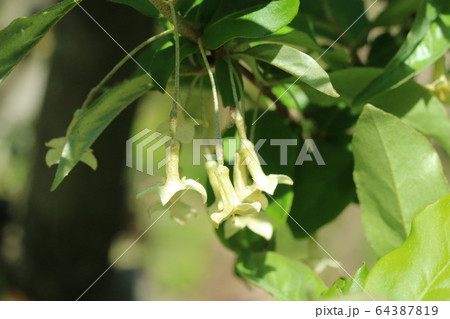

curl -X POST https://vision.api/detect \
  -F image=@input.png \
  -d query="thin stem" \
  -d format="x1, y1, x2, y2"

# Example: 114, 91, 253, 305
198, 39, 224, 165
81, 29, 173, 108
169, 1, 180, 137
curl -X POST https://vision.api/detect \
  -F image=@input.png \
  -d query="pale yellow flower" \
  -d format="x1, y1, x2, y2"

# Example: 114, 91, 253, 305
138, 139, 207, 207
208, 163, 261, 228
239, 139, 293, 195
233, 152, 268, 210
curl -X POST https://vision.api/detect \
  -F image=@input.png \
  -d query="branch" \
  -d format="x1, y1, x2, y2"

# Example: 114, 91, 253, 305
239, 65, 302, 124
149, 0, 199, 43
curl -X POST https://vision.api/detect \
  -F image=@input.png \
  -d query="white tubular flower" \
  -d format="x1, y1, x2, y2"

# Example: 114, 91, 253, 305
224, 215, 274, 241
209, 164, 261, 228
239, 139, 293, 195
233, 152, 269, 210
138, 139, 207, 206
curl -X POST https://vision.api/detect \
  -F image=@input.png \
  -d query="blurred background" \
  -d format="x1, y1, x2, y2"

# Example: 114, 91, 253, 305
0, 0, 448, 301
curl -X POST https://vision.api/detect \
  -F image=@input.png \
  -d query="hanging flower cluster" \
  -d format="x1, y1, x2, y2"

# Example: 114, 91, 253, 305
137, 13, 293, 241
138, 110, 292, 241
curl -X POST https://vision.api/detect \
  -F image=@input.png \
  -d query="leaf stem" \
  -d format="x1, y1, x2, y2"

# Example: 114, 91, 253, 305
81, 29, 173, 109
198, 39, 224, 165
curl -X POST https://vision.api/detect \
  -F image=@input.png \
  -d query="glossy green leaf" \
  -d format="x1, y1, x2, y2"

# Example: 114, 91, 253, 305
150, 38, 197, 92
235, 252, 327, 300
109, 0, 159, 17
289, 138, 355, 238
51, 75, 153, 190
202, 0, 299, 49
365, 194, 450, 300
238, 44, 339, 97
0, 0, 81, 84
354, 0, 450, 105
353, 105, 449, 257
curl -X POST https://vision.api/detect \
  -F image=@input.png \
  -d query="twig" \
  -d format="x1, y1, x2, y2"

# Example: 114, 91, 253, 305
149, 0, 199, 43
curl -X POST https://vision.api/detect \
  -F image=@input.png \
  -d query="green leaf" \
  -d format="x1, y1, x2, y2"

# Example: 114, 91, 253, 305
370, 80, 450, 156
202, 0, 300, 49
354, 0, 450, 105
353, 105, 449, 257
365, 194, 450, 300
237, 44, 339, 97
150, 38, 197, 92
289, 138, 355, 238
51, 75, 152, 190
0, 0, 80, 84
235, 252, 327, 300
214, 57, 243, 107
109, 0, 159, 17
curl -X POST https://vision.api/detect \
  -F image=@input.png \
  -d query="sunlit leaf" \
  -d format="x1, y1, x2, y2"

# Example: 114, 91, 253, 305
365, 195, 450, 300
202, 0, 299, 49
237, 44, 339, 97
353, 105, 449, 257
